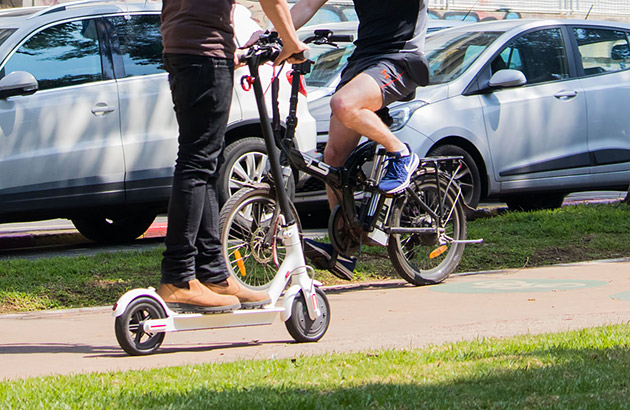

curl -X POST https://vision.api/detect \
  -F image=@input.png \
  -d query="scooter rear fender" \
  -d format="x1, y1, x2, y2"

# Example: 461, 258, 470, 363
112, 288, 170, 318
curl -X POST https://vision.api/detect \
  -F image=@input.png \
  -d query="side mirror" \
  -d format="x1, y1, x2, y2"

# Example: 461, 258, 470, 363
488, 69, 527, 89
0, 71, 38, 99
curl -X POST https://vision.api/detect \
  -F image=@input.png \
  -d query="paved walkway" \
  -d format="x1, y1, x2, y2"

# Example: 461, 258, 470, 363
1, 259, 629, 381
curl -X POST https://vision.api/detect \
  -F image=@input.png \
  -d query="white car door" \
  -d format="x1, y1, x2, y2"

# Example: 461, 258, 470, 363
0, 19, 124, 212
481, 27, 590, 189
110, 14, 243, 203
572, 26, 630, 183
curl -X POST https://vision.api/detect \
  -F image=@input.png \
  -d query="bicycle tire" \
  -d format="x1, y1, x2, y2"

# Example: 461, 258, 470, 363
219, 184, 302, 291
387, 176, 467, 285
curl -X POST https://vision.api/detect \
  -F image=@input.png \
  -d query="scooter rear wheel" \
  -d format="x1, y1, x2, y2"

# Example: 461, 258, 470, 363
285, 287, 330, 343
115, 296, 166, 356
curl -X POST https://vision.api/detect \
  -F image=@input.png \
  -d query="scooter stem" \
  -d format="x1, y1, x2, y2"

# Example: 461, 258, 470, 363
247, 61, 296, 226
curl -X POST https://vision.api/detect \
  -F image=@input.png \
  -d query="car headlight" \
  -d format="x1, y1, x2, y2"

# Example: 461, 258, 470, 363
388, 100, 428, 132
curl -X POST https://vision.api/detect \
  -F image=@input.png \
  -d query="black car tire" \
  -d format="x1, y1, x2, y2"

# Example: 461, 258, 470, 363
72, 211, 156, 243
504, 193, 566, 212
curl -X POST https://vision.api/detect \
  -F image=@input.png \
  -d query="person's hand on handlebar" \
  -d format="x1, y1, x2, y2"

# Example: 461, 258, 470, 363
275, 37, 309, 65
240, 29, 309, 66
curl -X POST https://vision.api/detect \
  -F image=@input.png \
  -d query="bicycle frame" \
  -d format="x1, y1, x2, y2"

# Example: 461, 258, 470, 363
247, 55, 471, 250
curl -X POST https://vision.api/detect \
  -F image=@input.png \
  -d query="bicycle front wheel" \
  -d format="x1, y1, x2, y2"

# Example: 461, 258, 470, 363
219, 185, 302, 291
387, 178, 467, 286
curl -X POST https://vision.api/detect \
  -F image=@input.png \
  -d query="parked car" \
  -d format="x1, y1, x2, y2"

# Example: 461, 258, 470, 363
297, 19, 630, 211
0, 1, 316, 242
240, 0, 357, 28
288, 0, 357, 26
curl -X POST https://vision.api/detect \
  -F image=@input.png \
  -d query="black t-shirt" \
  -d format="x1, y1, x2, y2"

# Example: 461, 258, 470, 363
161, 0, 235, 58
348, 0, 429, 85
353, 0, 427, 57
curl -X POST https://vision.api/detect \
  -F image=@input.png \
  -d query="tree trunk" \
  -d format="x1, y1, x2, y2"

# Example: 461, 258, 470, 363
624, 184, 630, 204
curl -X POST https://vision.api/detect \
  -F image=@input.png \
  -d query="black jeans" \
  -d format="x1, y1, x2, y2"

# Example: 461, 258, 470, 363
161, 53, 234, 284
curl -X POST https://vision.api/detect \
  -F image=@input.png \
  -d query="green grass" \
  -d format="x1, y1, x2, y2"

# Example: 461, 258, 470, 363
459, 202, 630, 272
1, 202, 629, 314
1, 324, 629, 409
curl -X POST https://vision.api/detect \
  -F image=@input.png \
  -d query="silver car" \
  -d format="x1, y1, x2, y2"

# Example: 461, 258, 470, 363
299, 19, 630, 211
0, 2, 316, 242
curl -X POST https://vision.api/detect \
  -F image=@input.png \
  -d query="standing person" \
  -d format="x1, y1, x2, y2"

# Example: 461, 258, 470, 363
291, 0, 430, 280
157, 0, 308, 313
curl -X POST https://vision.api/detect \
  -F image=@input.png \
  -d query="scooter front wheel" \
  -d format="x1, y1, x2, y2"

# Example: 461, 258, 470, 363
115, 296, 166, 356
285, 287, 330, 343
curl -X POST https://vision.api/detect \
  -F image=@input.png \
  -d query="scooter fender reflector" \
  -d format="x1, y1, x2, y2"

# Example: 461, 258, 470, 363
311, 293, 321, 317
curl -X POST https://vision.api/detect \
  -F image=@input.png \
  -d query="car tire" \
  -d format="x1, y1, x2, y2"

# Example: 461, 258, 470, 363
504, 193, 566, 212
217, 137, 295, 206
72, 211, 157, 243
427, 144, 482, 210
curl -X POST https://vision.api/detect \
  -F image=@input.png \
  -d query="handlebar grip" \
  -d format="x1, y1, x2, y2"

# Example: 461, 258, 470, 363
291, 50, 310, 61
329, 34, 354, 43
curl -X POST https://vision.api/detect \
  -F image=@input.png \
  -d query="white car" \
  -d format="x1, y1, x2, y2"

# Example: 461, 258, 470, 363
0, 1, 316, 242
298, 19, 630, 211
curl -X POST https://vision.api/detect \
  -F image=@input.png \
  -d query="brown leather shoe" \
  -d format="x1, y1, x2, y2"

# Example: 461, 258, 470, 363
204, 276, 271, 309
157, 279, 241, 313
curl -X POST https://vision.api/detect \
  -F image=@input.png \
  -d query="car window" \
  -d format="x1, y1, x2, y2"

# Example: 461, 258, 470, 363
304, 9, 342, 26
491, 28, 569, 85
0, 28, 16, 48
109, 14, 164, 77
1, 20, 102, 90
426, 30, 502, 84
305, 44, 354, 87
341, 8, 357, 21
573, 27, 630, 75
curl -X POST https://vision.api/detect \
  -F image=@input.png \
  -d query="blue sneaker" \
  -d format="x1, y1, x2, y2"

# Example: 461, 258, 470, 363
304, 238, 356, 281
378, 146, 420, 194
303, 238, 333, 270
330, 253, 357, 281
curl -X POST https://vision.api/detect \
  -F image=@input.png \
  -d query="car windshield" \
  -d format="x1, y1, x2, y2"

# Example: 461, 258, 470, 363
425, 29, 503, 84
0, 28, 16, 48
304, 43, 354, 87
304, 28, 504, 88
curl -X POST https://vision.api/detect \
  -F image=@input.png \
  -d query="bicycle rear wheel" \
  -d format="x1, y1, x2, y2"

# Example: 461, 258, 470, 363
219, 184, 302, 290
387, 177, 467, 285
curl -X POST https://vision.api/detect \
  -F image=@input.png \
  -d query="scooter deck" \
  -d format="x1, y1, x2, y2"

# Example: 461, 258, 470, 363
143, 307, 285, 333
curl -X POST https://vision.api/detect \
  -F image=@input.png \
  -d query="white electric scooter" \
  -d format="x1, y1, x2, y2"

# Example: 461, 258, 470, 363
112, 35, 329, 356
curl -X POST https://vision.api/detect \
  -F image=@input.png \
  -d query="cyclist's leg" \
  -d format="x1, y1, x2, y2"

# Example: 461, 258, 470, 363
324, 115, 361, 210
329, 73, 406, 155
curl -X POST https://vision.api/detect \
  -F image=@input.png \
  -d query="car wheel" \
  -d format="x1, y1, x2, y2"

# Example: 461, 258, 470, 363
504, 193, 566, 212
218, 137, 295, 206
427, 144, 482, 209
72, 211, 157, 243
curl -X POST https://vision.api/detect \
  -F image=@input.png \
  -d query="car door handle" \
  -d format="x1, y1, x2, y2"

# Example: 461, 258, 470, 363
554, 90, 578, 100
91, 102, 116, 116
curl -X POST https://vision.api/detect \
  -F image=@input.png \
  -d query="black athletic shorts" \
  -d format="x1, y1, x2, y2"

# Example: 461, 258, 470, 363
336, 57, 420, 107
